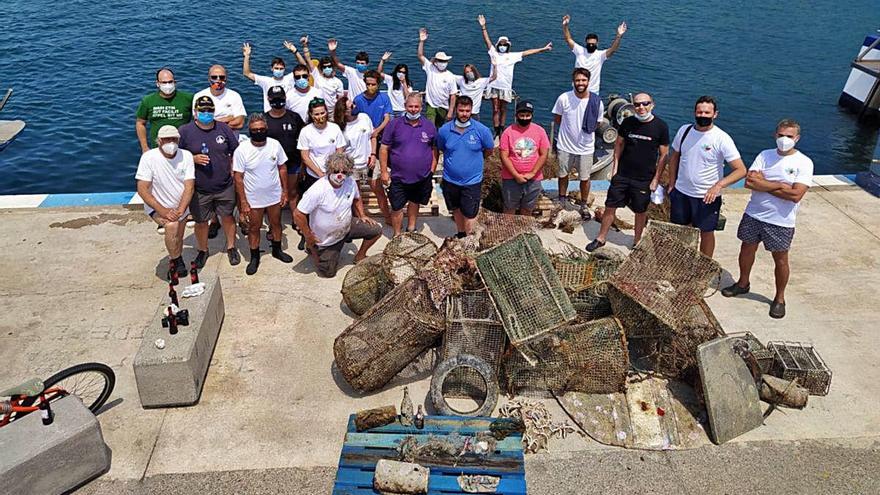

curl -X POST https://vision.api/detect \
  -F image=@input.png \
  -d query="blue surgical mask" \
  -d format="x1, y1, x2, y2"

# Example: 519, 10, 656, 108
356, 63, 368, 72
454, 118, 471, 128
295, 78, 309, 90
272, 69, 285, 78
322, 67, 333, 77
196, 111, 214, 125
405, 111, 420, 120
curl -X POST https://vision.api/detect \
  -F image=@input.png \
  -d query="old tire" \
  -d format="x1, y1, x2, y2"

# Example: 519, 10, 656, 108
430, 354, 498, 417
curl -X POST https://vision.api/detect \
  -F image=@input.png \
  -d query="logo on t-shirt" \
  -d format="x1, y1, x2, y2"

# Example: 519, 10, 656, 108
421, 131, 430, 143
785, 166, 798, 178
513, 137, 536, 159
702, 144, 713, 152
468, 135, 478, 145
215, 135, 227, 144
271, 155, 277, 162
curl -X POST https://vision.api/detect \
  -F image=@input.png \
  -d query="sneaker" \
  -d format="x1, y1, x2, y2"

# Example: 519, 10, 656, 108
578, 203, 592, 220
721, 283, 750, 298
193, 250, 209, 269
208, 222, 220, 239
227, 248, 241, 266
769, 301, 786, 319
156, 225, 165, 235
585, 239, 606, 252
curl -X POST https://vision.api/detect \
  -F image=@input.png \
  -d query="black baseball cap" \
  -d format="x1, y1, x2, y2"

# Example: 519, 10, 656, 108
267, 85, 287, 104
516, 100, 534, 114
194, 95, 215, 111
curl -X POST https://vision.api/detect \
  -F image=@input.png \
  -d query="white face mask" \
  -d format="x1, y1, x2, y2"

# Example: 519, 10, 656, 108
498, 45, 509, 53
776, 136, 796, 152
434, 62, 448, 71
161, 142, 178, 156
635, 111, 653, 122
159, 83, 176, 95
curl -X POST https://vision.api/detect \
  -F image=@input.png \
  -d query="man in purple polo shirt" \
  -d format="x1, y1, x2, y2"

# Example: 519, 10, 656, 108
380, 93, 438, 236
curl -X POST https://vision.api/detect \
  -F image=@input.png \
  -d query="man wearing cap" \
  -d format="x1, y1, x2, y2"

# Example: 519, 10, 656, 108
380, 93, 438, 236
296, 36, 345, 115
242, 42, 295, 112
499, 100, 550, 216
178, 96, 242, 267
264, 86, 306, 225
477, 15, 553, 138
562, 15, 627, 95
284, 64, 323, 122
135, 125, 195, 277
193, 65, 246, 131
417, 28, 459, 129
136, 68, 193, 153
437, 96, 494, 238
295, 152, 383, 278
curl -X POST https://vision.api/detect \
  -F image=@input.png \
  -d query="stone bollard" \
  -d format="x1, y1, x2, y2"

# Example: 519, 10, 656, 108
0, 395, 111, 494
134, 274, 224, 408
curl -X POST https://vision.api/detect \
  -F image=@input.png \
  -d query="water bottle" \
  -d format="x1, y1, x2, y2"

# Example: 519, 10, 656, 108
200, 143, 210, 165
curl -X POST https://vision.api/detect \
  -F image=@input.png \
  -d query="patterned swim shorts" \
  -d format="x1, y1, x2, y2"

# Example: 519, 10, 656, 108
736, 214, 795, 252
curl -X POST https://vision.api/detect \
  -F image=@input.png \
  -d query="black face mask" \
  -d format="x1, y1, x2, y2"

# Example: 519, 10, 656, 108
695, 116, 713, 127
269, 100, 286, 110
586, 43, 598, 53
250, 129, 268, 142
516, 117, 532, 127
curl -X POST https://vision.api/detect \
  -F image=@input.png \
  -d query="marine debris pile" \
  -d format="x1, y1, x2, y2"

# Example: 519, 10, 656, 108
333, 213, 833, 455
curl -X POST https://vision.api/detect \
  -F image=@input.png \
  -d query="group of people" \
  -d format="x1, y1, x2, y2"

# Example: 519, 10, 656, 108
134, 15, 812, 318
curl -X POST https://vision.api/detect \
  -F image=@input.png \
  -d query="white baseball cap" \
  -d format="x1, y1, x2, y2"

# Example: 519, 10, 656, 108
157, 125, 180, 139
433, 51, 452, 61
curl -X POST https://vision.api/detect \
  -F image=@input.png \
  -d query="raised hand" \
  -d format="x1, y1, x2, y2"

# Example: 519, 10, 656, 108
562, 14, 570, 26
543, 42, 553, 51
382, 51, 392, 61
282, 40, 297, 53
617, 21, 628, 36
418, 28, 428, 42
242, 42, 252, 56
477, 14, 486, 27
328, 38, 338, 51
300, 35, 309, 46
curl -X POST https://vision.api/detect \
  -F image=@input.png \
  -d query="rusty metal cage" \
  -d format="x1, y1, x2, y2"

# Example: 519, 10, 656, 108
643, 220, 700, 251
767, 341, 832, 396
382, 232, 439, 284
340, 254, 395, 316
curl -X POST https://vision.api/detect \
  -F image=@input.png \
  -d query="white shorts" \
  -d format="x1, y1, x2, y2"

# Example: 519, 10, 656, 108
486, 87, 514, 102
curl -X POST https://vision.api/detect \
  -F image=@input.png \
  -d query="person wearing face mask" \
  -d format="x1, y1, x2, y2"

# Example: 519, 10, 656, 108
232, 113, 294, 275
328, 39, 375, 100
722, 119, 813, 319
417, 27, 459, 129
193, 65, 246, 131
477, 14, 553, 138
353, 70, 392, 140
333, 95, 376, 187
294, 36, 345, 116
294, 152, 383, 278
561, 15, 626, 95
282, 64, 323, 122
667, 95, 747, 258
436, 96, 495, 237
264, 86, 306, 246
380, 93, 439, 236
455, 63, 496, 122
587, 93, 669, 251
177, 96, 242, 267
376, 54, 417, 117
499, 100, 550, 216
298, 98, 347, 193
242, 42, 294, 112
136, 68, 194, 154
135, 125, 195, 278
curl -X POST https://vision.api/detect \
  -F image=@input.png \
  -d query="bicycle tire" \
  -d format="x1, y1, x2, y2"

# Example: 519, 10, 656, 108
22, 363, 115, 414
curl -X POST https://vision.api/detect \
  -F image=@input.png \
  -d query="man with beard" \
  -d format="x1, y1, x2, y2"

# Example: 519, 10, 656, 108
561, 15, 627, 95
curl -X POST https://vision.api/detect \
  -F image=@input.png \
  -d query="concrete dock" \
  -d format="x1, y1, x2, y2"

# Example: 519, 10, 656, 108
1, 182, 878, 494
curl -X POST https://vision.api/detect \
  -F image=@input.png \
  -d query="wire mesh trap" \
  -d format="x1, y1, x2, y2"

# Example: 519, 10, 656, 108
767, 341, 832, 396
340, 254, 395, 316
474, 209, 539, 251
334, 277, 446, 393
417, 239, 480, 309
728, 332, 774, 374
643, 220, 700, 251
568, 286, 613, 321
382, 232, 439, 284
476, 233, 576, 360
501, 317, 629, 397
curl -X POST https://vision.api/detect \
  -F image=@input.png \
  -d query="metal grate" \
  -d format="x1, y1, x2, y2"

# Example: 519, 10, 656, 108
382, 232, 439, 284
340, 254, 395, 316
568, 287, 613, 321
730, 332, 774, 374
474, 209, 539, 251
643, 220, 700, 251
767, 341, 832, 396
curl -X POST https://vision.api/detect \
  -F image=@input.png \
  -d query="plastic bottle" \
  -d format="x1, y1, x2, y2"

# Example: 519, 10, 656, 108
40, 400, 54, 425
200, 143, 210, 164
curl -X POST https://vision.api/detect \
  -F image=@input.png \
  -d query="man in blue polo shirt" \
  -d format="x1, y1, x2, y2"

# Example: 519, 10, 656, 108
436, 95, 494, 237
353, 70, 392, 139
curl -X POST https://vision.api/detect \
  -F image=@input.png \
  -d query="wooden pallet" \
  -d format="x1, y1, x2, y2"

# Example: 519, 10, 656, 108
333, 414, 526, 495
359, 183, 440, 218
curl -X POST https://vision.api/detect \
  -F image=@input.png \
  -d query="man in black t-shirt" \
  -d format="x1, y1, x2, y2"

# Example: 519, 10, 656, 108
587, 92, 669, 250
264, 86, 306, 218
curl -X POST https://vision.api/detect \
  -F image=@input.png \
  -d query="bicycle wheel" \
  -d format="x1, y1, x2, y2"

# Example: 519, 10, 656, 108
22, 363, 115, 414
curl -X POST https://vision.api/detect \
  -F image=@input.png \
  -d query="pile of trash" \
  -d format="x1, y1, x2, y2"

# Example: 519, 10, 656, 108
334, 212, 833, 450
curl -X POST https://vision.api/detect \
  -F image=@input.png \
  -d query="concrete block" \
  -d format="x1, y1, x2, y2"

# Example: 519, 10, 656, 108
0, 395, 111, 494
134, 274, 224, 408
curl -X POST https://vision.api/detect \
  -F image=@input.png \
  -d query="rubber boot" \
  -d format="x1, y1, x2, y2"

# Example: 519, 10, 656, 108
246, 248, 260, 275
271, 240, 293, 263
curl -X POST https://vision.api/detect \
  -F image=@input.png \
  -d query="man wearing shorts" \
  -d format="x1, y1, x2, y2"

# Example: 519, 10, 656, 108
380, 93, 438, 236
552, 68, 604, 217
437, 96, 495, 237
587, 92, 669, 251
417, 27, 458, 129
178, 96, 241, 266
294, 152, 383, 278
499, 100, 549, 215
667, 95, 746, 257
722, 119, 813, 319
135, 125, 195, 278
264, 86, 306, 230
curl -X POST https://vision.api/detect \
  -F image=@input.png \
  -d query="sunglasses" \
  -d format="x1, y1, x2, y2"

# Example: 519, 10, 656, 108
294, 74, 309, 80
209, 75, 227, 81
633, 101, 653, 107
309, 98, 326, 108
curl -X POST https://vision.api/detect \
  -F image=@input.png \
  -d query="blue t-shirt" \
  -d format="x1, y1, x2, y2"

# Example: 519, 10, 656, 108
436, 120, 494, 186
353, 92, 392, 128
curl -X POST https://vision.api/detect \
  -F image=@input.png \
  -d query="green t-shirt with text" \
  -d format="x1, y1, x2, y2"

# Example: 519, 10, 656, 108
136, 91, 194, 147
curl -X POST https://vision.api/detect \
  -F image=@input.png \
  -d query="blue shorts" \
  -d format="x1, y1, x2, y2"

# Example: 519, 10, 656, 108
669, 188, 721, 232
441, 180, 481, 219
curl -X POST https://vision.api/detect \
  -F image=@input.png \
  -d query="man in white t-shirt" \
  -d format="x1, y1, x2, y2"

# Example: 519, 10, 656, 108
294, 152, 383, 278
283, 63, 323, 121
417, 27, 459, 129
552, 68, 605, 216
295, 36, 345, 115
233, 113, 293, 275
667, 95, 747, 257
561, 15, 627, 95
242, 42, 294, 112
193, 65, 247, 131
722, 119, 813, 319
135, 125, 195, 279
328, 38, 381, 101
477, 14, 553, 137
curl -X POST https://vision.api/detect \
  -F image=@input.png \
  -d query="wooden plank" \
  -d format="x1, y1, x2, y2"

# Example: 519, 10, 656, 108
335, 467, 527, 494
339, 447, 523, 473
343, 432, 522, 451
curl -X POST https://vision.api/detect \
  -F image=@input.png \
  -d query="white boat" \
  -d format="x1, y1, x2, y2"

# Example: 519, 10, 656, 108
0, 88, 26, 151
839, 31, 880, 123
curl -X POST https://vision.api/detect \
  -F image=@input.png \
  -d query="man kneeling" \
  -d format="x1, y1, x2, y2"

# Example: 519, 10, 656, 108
294, 152, 382, 277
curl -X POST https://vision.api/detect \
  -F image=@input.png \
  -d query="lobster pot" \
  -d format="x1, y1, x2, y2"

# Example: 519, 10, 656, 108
334, 277, 446, 393
501, 317, 628, 397
440, 289, 507, 399
474, 209, 539, 251
643, 220, 700, 251
767, 341, 832, 396
568, 286, 613, 321
382, 232, 439, 284
551, 255, 596, 292
341, 254, 395, 316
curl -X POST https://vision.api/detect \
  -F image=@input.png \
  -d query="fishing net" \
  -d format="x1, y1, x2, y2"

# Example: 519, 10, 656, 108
382, 232, 439, 284
474, 209, 539, 251
500, 317, 629, 397
334, 277, 446, 393
440, 289, 507, 399
340, 254, 395, 316
476, 233, 576, 362
643, 220, 700, 251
